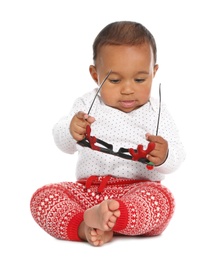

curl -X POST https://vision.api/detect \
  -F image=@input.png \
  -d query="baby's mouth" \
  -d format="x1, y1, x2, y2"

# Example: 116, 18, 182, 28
120, 100, 136, 108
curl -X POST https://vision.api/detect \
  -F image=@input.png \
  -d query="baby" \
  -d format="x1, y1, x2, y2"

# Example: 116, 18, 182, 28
30, 21, 185, 246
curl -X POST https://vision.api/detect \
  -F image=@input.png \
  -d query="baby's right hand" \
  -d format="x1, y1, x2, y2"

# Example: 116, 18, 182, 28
70, 111, 95, 141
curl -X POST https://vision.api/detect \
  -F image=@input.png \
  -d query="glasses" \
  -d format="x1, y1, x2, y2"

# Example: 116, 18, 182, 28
77, 71, 161, 170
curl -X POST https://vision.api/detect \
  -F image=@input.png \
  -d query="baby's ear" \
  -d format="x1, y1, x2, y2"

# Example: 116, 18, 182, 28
89, 65, 98, 84
153, 64, 159, 77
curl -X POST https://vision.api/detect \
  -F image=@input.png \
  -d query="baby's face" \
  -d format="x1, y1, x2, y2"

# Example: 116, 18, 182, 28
90, 43, 158, 113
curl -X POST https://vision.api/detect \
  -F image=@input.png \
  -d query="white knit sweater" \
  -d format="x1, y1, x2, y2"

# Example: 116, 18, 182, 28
53, 89, 185, 181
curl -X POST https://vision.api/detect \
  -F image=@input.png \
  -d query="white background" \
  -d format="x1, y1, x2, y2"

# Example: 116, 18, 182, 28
1, 0, 218, 259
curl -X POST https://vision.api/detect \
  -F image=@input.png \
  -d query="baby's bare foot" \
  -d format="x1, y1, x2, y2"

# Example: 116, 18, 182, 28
84, 199, 120, 231
84, 227, 113, 246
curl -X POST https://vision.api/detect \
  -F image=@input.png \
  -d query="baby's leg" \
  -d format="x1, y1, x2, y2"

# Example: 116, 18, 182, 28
30, 182, 86, 241
112, 182, 175, 236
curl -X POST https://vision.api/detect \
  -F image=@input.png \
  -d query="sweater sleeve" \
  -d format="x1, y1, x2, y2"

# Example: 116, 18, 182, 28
154, 103, 186, 174
156, 138, 186, 174
52, 92, 91, 154
52, 114, 78, 154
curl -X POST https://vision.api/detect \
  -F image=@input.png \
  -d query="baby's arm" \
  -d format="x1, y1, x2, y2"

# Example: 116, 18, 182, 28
53, 90, 98, 154
52, 111, 95, 154
144, 99, 185, 173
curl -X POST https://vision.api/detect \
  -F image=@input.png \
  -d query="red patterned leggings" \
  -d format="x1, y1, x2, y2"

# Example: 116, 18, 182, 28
30, 176, 175, 241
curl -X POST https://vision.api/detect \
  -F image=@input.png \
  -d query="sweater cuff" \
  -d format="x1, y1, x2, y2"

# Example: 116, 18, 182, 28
113, 200, 128, 232
67, 212, 84, 241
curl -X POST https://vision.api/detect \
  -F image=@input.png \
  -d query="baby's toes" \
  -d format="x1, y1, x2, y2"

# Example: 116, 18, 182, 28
114, 209, 121, 218
107, 216, 118, 228
92, 239, 102, 246
109, 215, 117, 224
96, 229, 104, 236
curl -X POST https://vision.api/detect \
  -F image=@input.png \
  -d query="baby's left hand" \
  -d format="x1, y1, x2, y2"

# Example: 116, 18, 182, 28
145, 133, 168, 166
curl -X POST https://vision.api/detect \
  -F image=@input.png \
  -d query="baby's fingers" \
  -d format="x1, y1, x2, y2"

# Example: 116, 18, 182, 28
76, 111, 88, 120
147, 152, 163, 166
76, 111, 95, 123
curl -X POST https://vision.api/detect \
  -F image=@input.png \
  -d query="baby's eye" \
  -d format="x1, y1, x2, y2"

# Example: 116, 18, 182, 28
135, 78, 146, 83
109, 79, 121, 84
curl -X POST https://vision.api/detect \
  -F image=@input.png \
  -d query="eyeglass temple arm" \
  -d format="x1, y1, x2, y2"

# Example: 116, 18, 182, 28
155, 83, 161, 136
